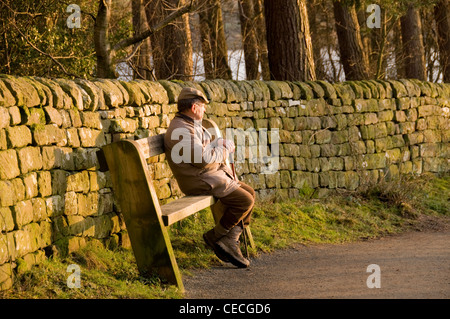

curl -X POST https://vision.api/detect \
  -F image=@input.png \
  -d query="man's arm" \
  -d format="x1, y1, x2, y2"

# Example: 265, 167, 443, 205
168, 124, 233, 168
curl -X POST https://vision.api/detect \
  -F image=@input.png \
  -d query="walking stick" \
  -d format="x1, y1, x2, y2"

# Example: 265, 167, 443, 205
228, 152, 250, 259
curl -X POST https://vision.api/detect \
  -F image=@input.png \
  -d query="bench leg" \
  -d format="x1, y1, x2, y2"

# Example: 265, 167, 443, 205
125, 218, 185, 292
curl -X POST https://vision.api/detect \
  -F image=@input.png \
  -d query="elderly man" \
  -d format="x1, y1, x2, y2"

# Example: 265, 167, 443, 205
164, 87, 255, 268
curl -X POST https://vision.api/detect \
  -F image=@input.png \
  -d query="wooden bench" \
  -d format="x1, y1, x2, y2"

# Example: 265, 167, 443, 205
97, 119, 254, 292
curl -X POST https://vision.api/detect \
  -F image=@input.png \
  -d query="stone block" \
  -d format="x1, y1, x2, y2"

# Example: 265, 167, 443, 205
6, 125, 32, 148
54, 78, 84, 110
0, 263, 13, 291
291, 171, 312, 189
66, 171, 90, 193
36, 77, 74, 109
283, 144, 300, 156
135, 80, 169, 104
0, 80, 16, 107
119, 80, 146, 106
331, 130, 348, 144
74, 78, 102, 111
0, 150, 20, 180
0, 207, 14, 232
0, 180, 15, 207
418, 105, 435, 118
320, 144, 338, 157
292, 81, 314, 100
154, 162, 172, 179
0, 108, 10, 129
385, 148, 401, 164
33, 124, 67, 146
81, 111, 102, 129
399, 79, 421, 97
266, 81, 293, 100
314, 129, 332, 144
155, 181, 171, 200
387, 80, 408, 98
23, 172, 38, 199
14, 229, 33, 258
93, 214, 114, 239
0, 234, 9, 264
305, 117, 321, 130
78, 128, 105, 147
77, 192, 99, 217
17, 147, 42, 174
46, 195, 64, 218
64, 191, 78, 216
360, 153, 386, 169
422, 157, 444, 173
32, 197, 47, 222
51, 170, 69, 196
398, 122, 415, 134
420, 143, 439, 157
346, 126, 359, 142
364, 113, 378, 125
238, 82, 256, 101
347, 114, 363, 129
102, 79, 130, 105
306, 99, 328, 116
1, 76, 40, 107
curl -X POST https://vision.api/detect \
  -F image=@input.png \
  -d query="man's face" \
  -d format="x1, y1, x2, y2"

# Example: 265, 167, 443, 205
192, 101, 206, 121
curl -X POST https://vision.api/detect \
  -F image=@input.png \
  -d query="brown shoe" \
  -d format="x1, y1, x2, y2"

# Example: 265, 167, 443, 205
203, 229, 229, 262
216, 226, 250, 268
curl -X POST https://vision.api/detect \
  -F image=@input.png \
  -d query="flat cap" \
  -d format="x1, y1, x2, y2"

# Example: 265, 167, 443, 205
178, 87, 209, 104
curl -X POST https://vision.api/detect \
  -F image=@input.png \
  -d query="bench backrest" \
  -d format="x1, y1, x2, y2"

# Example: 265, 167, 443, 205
97, 118, 221, 170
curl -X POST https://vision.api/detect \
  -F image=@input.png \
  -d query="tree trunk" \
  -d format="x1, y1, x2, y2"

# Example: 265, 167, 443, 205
264, 0, 316, 81
238, 0, 259, 79
199, 4, 214, 79
400, 4, 426, 80
94, 0, 115, 78
392, 18, 405, 79
252, 0, 270, 80
307, 0, 327, 80
132, 0, 154, 80
434, 0, 450, 82
145, 0, 193, 80
198, 0, 232, 79
332, 0, 369, 81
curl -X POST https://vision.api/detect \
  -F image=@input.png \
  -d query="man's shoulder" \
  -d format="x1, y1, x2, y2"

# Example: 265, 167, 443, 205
165, 115, 193, 146
167, 115, 194, 134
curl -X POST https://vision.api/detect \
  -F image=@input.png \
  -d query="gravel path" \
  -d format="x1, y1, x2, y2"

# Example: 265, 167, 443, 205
184, 216, 450, 299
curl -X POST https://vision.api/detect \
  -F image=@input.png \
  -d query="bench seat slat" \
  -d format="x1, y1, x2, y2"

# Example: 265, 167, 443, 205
161, 195, 216, 226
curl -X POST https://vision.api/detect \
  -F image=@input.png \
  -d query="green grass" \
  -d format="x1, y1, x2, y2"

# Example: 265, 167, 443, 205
1, 172, 448, 299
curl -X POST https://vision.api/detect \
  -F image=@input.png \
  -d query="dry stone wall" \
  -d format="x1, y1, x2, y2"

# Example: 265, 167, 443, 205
0, 75, 449, 290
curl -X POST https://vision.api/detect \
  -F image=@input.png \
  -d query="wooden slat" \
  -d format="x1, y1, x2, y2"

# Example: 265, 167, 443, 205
134, 134, 165, 158
161, 195, 217, 226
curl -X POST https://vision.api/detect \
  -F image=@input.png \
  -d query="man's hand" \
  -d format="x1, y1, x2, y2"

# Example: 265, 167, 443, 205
218, 138, 235, 153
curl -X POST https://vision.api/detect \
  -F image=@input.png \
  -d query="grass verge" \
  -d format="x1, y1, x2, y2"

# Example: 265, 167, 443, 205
1, 172, 448, 299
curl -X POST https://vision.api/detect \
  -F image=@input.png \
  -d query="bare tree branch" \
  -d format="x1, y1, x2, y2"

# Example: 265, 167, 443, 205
8, 17, 78, 77
112, 0, 197, 52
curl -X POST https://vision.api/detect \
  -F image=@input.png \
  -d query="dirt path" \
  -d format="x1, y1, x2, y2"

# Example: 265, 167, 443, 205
184, 216, 450, 299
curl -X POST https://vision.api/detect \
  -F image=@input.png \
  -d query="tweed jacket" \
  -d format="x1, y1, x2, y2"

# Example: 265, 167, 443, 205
164, 113, 240, 198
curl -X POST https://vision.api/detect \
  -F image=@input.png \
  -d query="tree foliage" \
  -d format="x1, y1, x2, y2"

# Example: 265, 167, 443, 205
0, 0, 448, 82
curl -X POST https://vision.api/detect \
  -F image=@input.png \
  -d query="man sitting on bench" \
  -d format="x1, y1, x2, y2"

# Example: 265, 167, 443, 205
164, 87, 255, 268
